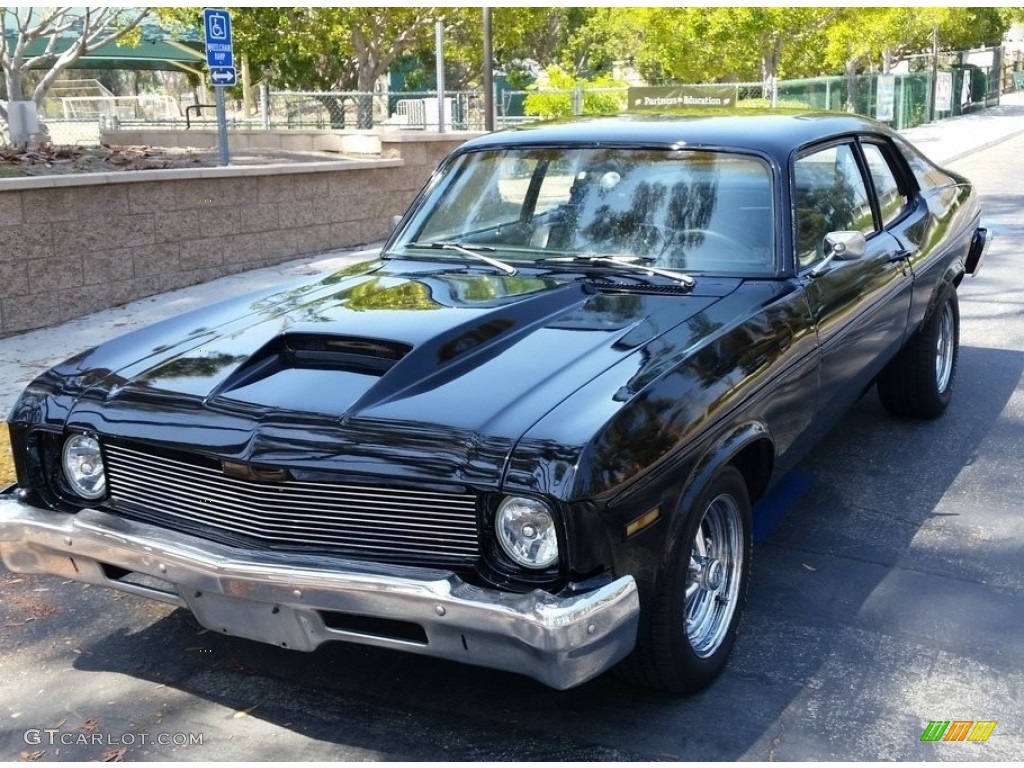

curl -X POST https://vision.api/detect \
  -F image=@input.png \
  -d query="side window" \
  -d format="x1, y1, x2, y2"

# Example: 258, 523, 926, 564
861, 142, 908, 228
793, 143, 873, 268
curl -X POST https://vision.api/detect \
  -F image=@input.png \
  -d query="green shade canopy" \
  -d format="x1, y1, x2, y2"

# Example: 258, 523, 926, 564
7, 35, 206, 77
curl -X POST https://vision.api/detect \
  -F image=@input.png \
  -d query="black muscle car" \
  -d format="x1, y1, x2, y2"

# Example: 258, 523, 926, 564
0, 113, 990, 692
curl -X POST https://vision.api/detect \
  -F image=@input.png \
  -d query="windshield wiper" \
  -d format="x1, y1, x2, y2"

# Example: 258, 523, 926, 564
539, 254, 695, 288
402, 241, 517, 276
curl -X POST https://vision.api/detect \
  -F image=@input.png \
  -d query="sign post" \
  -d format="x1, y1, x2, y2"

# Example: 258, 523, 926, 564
203, 8, 235, 166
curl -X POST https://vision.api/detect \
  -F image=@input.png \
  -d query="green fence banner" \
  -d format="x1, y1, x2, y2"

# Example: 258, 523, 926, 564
628, 86, 736, 110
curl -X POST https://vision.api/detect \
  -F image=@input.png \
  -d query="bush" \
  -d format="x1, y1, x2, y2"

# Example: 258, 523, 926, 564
524, 66, 626, 119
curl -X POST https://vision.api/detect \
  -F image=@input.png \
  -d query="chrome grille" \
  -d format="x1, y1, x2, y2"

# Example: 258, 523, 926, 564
103, 443, 480, 565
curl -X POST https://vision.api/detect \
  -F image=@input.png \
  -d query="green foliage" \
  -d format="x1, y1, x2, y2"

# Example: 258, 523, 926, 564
822, 7, 1008, 75
403, 8, 595, 90
156, 6, 1020, 94
562, 6, 1013, 84
156, 6, 439, 92
523, 66, 625, 118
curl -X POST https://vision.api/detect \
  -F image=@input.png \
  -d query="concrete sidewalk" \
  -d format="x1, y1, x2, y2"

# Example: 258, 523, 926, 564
3, 92, 1024, 416
902, 89, 1024, 164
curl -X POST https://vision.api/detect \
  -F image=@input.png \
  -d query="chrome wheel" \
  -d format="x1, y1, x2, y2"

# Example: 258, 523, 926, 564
935, 300, 955, 394
685, 492, 744, 658
619, 466, 751, 692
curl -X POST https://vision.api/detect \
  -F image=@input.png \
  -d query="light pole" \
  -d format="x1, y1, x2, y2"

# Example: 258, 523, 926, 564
435, 20, 445, 133
929, 23, 939, 122
483, 7, 495, 131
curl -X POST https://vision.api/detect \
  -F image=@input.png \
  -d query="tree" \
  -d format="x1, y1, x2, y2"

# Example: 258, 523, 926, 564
1, 7, 150, 128
436, 7, 597, 88
558, 7, 647, 77
624, 7, 841, 84
822, 7, 1009, 77
158, 7, 442, 93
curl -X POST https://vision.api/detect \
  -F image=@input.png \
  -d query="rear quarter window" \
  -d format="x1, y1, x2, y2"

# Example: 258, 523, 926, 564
891, 134, 959, 216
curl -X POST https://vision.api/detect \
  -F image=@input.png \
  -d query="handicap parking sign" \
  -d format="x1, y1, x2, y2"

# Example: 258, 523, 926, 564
203, 9, 233, 69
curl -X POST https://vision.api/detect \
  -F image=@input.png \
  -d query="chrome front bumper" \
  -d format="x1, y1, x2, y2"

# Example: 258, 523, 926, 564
0, 493, 639, 690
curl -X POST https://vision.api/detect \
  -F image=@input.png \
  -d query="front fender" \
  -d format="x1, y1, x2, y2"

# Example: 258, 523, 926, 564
657, 421, 773, 579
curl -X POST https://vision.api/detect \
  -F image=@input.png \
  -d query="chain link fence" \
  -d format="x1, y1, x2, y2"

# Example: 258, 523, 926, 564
1, 46, 1010, 148
261, 89, 486, 131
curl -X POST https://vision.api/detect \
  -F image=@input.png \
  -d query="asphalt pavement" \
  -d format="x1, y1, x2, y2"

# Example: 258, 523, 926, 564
2, 91, 1024, 415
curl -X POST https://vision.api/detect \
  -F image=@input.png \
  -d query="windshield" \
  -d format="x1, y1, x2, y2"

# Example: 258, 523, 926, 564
391, 146, 776, 276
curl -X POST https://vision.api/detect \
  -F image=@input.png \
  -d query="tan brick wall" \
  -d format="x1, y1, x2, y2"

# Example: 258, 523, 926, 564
0, 134, 476, 337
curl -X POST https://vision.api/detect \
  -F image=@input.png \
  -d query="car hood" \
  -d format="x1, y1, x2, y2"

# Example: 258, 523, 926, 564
47, 259, 741, 487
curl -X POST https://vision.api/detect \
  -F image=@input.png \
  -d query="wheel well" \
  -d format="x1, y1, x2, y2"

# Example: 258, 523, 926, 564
731, 438, 773, 505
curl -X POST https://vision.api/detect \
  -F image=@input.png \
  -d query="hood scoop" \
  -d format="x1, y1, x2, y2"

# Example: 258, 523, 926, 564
283, 334, 411, 374
222, 333, 412, 388
209, 334, 413, 415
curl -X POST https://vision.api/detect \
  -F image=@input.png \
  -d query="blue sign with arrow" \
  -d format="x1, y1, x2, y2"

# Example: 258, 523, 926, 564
209, 66, 237, 87
203, 8, 234, 73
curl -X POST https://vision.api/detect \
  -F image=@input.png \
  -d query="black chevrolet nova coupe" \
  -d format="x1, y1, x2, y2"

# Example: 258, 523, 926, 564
0, 114, 990, 692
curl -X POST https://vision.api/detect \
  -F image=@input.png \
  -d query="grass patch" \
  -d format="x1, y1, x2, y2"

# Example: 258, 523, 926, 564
0, 425, 16, 486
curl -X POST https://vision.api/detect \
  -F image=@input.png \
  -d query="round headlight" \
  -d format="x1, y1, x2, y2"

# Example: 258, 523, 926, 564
495, 496, 559, 570
62, 434, 106, 500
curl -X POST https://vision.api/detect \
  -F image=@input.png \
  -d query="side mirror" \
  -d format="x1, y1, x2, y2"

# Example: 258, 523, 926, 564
808, 230, 866, 277
825, 230, 866, 260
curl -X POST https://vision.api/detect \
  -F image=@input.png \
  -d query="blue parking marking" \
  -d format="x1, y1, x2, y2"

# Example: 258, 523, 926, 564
752, 470, 816, 541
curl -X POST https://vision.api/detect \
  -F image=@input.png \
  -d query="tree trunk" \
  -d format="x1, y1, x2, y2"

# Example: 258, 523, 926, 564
6, 67, 25, 103
844, 57, 859, 112
242, 53, 253, 117
760, 35, 783, 84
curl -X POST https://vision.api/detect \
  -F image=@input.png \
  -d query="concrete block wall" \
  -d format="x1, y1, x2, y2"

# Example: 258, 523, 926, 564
0, 133, 475, 337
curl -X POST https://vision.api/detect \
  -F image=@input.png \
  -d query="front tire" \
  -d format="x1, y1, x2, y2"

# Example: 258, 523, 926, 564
619, 466, 752, 693
877, 288, 959, 418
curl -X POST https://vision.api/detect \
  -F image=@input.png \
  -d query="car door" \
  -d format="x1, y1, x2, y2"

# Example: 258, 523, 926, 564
793, 139, 914, 428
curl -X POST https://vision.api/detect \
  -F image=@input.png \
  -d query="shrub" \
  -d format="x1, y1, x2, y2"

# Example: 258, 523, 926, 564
524, 66, 627, 119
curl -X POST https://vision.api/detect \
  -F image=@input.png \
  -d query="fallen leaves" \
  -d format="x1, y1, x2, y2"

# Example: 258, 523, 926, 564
0, 143, 197, 175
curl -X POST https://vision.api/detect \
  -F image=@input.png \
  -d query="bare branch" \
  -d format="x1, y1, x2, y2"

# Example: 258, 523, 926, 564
14, 7, 31, 35
0, 11, 8, 65
15, 6, 151, 106
23, 7, 73, 40
81, 9, 149, 53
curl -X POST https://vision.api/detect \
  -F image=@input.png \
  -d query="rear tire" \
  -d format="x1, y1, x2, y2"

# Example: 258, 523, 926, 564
618, 465, 751, 693
877, 288, 959, 419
